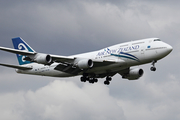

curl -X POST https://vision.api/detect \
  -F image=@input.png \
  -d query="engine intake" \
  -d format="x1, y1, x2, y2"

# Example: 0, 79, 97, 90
34, 53, 52, 65
77, 59, 93, 69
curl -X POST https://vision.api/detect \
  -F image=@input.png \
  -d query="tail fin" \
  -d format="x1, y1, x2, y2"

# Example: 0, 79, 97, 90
12, 37, 35, 65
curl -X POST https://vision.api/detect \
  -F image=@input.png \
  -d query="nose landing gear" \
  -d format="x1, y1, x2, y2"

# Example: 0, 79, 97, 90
150, 60, 157, 71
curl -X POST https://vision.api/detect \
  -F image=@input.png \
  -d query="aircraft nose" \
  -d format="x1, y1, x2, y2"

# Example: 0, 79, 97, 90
167, 44, 173, 53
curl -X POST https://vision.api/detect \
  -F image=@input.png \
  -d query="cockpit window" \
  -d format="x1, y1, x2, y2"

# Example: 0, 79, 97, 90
154, 39, 161, 41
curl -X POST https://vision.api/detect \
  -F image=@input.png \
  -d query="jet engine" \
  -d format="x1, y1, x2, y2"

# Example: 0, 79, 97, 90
122, 68, 144, 80
34, 53, 52, 65
77, 59, 93, 69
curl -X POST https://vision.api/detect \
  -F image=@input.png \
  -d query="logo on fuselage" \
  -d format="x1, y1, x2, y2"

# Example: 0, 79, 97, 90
96, 45, 139, 56
96, 45, 140, 61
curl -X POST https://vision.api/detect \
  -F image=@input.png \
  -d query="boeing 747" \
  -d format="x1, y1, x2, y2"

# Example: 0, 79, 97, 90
0, 37, 173, 85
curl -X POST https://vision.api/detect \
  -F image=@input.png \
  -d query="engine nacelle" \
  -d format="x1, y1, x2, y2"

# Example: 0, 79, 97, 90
123, 68, 144, 80
77, 59, 93, 69
34, 53, 52, 65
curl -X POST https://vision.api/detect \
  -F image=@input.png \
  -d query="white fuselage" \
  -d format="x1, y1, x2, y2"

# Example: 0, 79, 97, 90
16, 38, 172, 77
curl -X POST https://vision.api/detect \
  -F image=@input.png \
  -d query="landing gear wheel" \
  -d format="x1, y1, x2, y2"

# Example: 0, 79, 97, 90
80, 77, 86, 82
89, 80, 94, 84
80, 73, 89, 82
104, 81, 110, 85
151, 60, 157, 72
150, 67, 156, 71
93, 78, 98, 83
104, 76, 112, 85
106, 76, 112, 81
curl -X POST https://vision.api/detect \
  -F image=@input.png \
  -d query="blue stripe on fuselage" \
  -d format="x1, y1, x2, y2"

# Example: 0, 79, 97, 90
111, 53, 139, 62
120, 52, 139, 61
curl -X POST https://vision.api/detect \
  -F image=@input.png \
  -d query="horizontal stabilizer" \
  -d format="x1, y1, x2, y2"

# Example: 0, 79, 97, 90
0, 46, 35, 55
0, 63, 32, 70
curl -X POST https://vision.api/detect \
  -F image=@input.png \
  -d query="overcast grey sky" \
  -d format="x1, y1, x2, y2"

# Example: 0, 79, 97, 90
0, 0, 179, 120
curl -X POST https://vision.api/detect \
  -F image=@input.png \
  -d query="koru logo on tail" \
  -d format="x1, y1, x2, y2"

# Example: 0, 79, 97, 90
18, 43, 28, 51
18, 43, 28, 62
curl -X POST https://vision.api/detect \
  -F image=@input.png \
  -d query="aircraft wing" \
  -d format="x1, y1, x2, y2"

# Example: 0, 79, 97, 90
54, 60, 117, 74
53, 55, 123, 75
0, 46, 35, 55
51, 54, 75, 63
51, 54, 117, 65
0, 63, 32, 70
93, 59, 119, 67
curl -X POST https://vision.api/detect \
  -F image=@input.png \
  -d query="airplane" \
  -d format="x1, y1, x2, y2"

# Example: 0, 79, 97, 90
0, 37, 173, 85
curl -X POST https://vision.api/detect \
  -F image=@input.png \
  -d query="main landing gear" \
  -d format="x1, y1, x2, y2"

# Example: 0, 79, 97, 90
80, 74, 98, 84
150, 60, 157, 71
104, 76, 112, 85
80, 74, 112, 85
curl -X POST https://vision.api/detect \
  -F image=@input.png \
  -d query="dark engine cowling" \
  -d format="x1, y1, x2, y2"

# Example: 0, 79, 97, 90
123, 68, 144, 80
77, 59, 93, 69
34, 53, 52, 65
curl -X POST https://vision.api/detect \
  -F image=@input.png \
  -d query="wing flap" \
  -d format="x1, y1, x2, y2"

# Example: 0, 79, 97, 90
92, 59, 124, 67
0, 63, 32, 70
53, 57, 125, 75
54, 63, 81, 74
